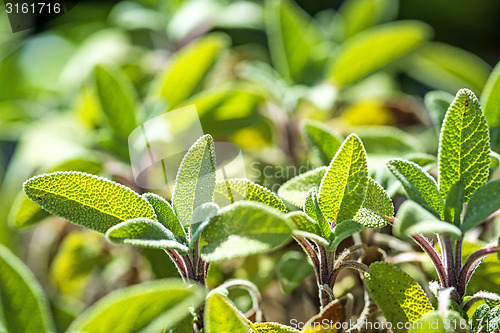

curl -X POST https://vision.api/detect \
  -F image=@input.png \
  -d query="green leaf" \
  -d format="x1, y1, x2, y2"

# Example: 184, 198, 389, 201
200, 201, 293, 262
142, 192, 187, 243
105, 218, 189, 253
387, 159, 444, 218
365, 261, 433, 332
286, 212, 329, 247
94, 65, 137, 139
302, 120, 343, 166
319, 134, 368, 223
407, 42, 491, 94
424, 90, 455, 135
409, 310, 470, 332
304, 187, 331, 239
353, 177, 394, 228
339, 0, 398, 39
438, 89, 490, 202
355, 126, 423, 156
328, 220, 364, 251
9, 156, 103, 229
152, 34, 227, 108
253, 322, 300, 332
0, 244, 55, 333
23, 171, 157, 233
461, 179, 500, 233
278, 167, 326, 209
328, 21, 431, 87
276, 251, 314, 293
443, 180, 465, 226
190, 202, 220, 247
266, 0, 324, 84
172, 134, 216, 226
67, 279, 205, 333
205, 290, 255, 333
394, 200, 462, 238
213, 178, 287, 213
482, 61, 500, 128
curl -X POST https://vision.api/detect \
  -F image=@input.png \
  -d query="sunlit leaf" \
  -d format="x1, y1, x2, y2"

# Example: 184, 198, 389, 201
353, 177, 393, 228
438, 89, 490, 201
254, 322, 300, 332
278, 167, 326, 209
328, 220, 364, 252
142, 192, 187, 243
304, 187, 331, 239
205, 290, 255, 333
302, 120, 343, 165
339, 0, 398, 38
409, 310, 470, 332
23, 171, 157, 233
424, 90, 454, 135
461, 179, 500, 233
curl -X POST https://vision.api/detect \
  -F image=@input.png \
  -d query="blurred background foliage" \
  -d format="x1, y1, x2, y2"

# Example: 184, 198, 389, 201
1, 0, 500, 329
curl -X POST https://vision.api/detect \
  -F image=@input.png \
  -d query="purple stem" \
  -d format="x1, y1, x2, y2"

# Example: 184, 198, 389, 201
439, 234, 456, 287
412, 234, 447, 287
458, 245, 500, 296
165, 249, 188, 281
328, 261, 369, 290
317, 244, 329, 284
295, 236, 321, 282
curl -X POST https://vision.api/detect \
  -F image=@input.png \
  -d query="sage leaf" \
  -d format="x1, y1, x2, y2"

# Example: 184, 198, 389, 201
302, 120, 343, 165
461, 179, 500, 233
172, 134, 216, 226
278, 167, 326, 209
305, 187, 331, 239
0, 244, 55, 333
443, 180, 465, 226
387, 158, 444, 218
438, 89, 490, 201
67, 279, 205, 333
214, 178, 287, 213
200, 201, 293, 262
365, 262, 433, 332
328, 220, 364, 252
424, 90, 454, 135
105, 218, 189, 253
142, 192, 187, 243
409, 310, 470, 332
205, 290, 255, 333
253, 322, 300, 332
23, 171, 157, 233
276, 251, 314, 293
353, 177, 394, 228
319, 134, 368, 223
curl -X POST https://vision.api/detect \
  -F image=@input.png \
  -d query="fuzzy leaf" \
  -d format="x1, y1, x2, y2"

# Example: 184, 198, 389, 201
302, 120, 343, 165
205, 291, 255, 333
328, 220, 364, 252
23, 171, 157, 233
276, 251, 314, 293
278, 167, 326, 208
200, 201, 293, 262
172, 134, 216, 226
190, 202, 220, 247
213, 178, 287, 213
319, 134, 368, 223
254, 322, 300, 332
266, 0, 323, 84
94, 65, 137, 139
482, 61, 500, 129
0, 244, 54, 333
424, 90, 455, 135
153, 34, 227, 108
329, 21, 431, 87
443, 180, 465, 226
286, 211, 322, 238
305, 187, 331, 239
395, 200, 462, 238
67, 279, 205, 333
105, 218, 189, 253
365, 262, 433, 332
387, 159, 444, 218
142, 192, 187, 243
461, 179, 500, 233
438, 89, 490, 201
353, 177, 393, 228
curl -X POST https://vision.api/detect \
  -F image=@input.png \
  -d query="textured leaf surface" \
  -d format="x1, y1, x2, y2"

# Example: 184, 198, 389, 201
278, 167, 326, 208
365, 262, 433, 332
424, 90, 455, 135
105, 218, 189, 253
302, 120, 343, 165
286, 211, 322, 237
205, 291, 255, 333
68, 279, 205, 333
142, 192, 186, 243
387, 159, 444, 218
443, 180, 465, 225
438, 89, 490, 201
328, 220, 364, 251
353, 177, 393, 228
214, 178, 287, 213
200, 201, 293, 262
0, 244, 54, 333
94, 65, 137, 139
172, 134, 216, 225
153, 34, 227, 108
253, 322, 299, 332
461, 179, 500, 233
482, 61, 500, 127
23, 171, 157, 233
319, 134, 368, 223
266, 0, 323, 84
329, 21, 431, 87
304, 187, 331, 239
276, 251, 314, 293
190, 202, 220, 247
394, 200, 462, 238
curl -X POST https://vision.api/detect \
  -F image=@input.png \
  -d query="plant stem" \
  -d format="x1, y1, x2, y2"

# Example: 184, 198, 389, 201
411, 234, 447, 286
295, 236, 321, 283
438, 234, 456, 288
165, 249, 189, 281
458, 245, 500, 296
328, 261, 369, 291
